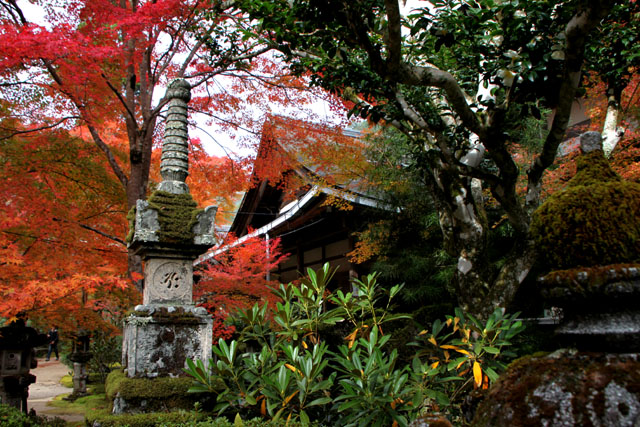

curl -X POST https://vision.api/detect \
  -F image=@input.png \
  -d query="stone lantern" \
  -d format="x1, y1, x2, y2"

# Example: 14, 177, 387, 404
122, 79, 216, 382
67, 330, 92, 398
473, 132, 640, 426
0, 319, 47, 412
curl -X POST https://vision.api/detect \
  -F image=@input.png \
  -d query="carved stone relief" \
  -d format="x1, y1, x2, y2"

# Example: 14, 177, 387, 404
143, 258, 193, 305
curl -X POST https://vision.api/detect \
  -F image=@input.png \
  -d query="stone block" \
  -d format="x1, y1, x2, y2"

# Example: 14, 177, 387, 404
122, 307, 212, 378
143, 258, 193, 305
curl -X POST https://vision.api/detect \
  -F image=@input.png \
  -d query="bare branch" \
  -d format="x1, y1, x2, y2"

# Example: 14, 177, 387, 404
2, 0, 27, 25
0, 117, 79, 141
78, 224, 126, 246
86, 124, 129, 188
101, 74, 138, 129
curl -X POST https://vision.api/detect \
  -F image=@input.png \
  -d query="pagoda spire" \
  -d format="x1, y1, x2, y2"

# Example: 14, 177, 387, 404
158, 78, 191, 194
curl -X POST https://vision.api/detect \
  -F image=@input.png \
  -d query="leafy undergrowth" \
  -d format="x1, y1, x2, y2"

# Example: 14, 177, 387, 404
185, 263, 527, 426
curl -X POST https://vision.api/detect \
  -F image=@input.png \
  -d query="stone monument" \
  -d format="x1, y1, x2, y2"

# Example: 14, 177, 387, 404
0, 318, 47, 412
67, 330, 91, 399
122, 79, 216, 382
473, 132, 640, 426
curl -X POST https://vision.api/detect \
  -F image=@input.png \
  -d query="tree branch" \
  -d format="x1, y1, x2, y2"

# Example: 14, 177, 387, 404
86, 124, 129, 188
525, 0, 615, 209
397, 63, 484, 137
101, 74, 139, 129
0, 117, 79, 140
383, 0, 402, 74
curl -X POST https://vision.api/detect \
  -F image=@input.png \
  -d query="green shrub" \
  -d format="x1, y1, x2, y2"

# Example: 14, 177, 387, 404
0, 404, 65, 427
85, 409, 208, 427
86, 411, 314, 427
88, 330, 122, 382
185, 265, 526, 426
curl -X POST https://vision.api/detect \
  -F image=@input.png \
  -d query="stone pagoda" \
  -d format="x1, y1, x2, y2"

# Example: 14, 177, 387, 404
122, 79, 216, 380
473, 132, 640, 426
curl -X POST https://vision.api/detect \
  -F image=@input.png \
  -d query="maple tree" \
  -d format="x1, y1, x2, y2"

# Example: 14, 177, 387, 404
0, 110, 137, 334
234, 0, 637, 318
194, 232, 288, 339
0, 109, 258, 335
0, 0, 322, 288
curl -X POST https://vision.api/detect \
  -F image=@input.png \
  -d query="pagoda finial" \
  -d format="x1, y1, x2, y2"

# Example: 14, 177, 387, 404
158, 78, 191, 194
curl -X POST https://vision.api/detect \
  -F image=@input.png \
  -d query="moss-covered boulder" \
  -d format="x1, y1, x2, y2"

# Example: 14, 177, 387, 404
530, 149, 640, 271
105, 369, 217, 414
472, 351, 640, 426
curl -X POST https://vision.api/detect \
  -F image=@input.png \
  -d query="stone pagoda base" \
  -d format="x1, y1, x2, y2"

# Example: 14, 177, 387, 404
473, 351, 640, 426
122, 305, 212, 379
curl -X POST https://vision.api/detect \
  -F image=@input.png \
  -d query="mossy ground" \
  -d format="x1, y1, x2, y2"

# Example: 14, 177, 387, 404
60, 374, 73, 388
42, 375, 108, 425
48, 392, 110, 416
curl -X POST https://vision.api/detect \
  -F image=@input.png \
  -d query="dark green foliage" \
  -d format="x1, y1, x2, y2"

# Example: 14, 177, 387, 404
88, 330, 122, 382
186, 265, 526, 425
354, 128, 456, 310
531, 151, 640, 270
147, 191, 202, 243
0, 404, 65, 427
85, 410, 210, 427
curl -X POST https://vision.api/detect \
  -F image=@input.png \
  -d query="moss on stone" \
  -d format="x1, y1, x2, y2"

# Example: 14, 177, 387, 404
106, 369, 192, 400
147, 190, 202, 243
106, 369, 215, 414
538, 262, 640, 299
125, 204, 136, 244
531, 150, 640, 271
472, 351, 640, 426
567, 150, 621, 187
128, 307, 204, 324
105, 370, 128, 401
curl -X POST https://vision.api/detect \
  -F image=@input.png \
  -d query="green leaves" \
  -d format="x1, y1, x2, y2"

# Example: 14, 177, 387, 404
184, 358, 220, 393
185, 264, 526, 424
332, 328, 415, 427
414, 306, 525, 397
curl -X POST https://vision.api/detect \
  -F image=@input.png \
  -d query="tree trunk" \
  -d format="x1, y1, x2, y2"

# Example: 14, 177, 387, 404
125, 130, 154, 293
426, 165, 535, 320
602, 84, 624, 158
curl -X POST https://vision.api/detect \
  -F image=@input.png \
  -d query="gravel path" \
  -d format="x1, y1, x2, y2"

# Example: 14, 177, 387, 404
28, 358, 85, 423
